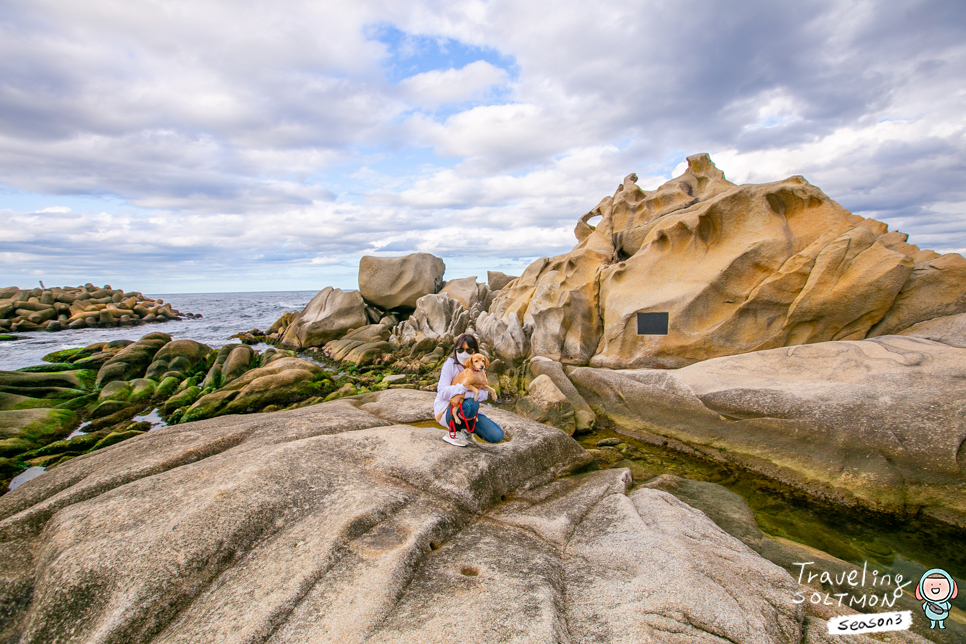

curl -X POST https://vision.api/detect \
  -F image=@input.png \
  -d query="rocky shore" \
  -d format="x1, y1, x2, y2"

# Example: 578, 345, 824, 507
1, 154, 964, 642
0, 284, 199, 334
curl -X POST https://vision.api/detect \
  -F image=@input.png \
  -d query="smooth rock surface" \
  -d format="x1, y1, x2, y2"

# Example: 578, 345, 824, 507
0, 390, 808, 644
358, 253, 445, 311
281, 287, 368, 350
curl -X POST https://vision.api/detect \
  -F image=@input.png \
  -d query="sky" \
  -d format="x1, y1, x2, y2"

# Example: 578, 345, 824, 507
1, 0, 964, 294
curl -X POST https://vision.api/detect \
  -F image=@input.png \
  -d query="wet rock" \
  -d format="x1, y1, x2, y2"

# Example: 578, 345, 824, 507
183, 358, 323, 422
95, 333, 172, 387
0, 408, 78, 457
145, 339, 211, 381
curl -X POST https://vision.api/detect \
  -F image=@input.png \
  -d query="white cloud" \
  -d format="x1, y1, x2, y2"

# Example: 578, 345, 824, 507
0, 0, 964, 291
399, 60, 507, 107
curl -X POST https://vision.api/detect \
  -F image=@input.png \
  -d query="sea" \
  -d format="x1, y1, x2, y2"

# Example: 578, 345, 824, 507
0, 290, 319, 371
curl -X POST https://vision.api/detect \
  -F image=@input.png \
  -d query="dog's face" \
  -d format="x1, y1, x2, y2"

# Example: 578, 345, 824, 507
468, 353, 489, 371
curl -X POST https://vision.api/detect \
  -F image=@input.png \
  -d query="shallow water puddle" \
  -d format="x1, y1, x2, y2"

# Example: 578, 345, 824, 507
8, 466, 46, 491
133, 408, 167, 431
576, 425, 966, 612
67, 421, 91, 439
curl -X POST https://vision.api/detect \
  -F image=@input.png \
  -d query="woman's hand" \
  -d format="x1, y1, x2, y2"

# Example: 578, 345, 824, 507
449, 393, 465, 407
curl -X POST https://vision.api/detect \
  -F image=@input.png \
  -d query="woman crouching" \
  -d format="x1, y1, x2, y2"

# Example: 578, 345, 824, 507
434, 333, 504, 447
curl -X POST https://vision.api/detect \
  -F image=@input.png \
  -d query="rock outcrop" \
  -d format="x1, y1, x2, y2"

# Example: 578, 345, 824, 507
0, 390, 811, 644
0, 284, 198, 333
280, 287, 368, 350
569, 334, 966, 527
358, 253, 445, 310
394, 292, 472, 346
483, 154, 966, 367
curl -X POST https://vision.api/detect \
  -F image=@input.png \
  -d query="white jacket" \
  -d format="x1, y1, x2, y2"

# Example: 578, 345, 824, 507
434, 357, 489, 426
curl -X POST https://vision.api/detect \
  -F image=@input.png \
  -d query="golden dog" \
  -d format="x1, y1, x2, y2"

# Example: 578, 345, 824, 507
450, 353, 497, 406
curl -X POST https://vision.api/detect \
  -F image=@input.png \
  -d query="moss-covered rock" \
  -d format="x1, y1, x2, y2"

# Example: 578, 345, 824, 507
163, 386, 201, 415
155, 376, 180, 399
128, 378, 156, 403
0, 408, 79, 457
42, 348, 82, 363
95, 333, 171, 387
144, 339, 211, 381
32, 430, 110, 457
184, 358, 323, 421
0, 370, 89, 399
98, 380, 132, 402
90, 430, 146, 451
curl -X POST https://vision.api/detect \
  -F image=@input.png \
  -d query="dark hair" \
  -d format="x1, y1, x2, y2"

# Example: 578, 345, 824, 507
451, 333, 479, 362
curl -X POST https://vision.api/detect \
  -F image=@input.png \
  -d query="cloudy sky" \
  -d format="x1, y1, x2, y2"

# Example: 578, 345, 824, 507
1, 0, 964, 293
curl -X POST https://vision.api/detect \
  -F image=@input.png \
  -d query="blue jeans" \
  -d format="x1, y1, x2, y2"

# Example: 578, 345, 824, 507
444, 399, 503, 443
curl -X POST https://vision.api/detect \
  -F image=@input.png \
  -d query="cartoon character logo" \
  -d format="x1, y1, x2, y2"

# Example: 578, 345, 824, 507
915, 568, 958, 629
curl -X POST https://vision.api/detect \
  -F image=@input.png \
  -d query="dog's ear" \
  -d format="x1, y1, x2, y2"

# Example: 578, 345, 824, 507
482, 354, 490, 369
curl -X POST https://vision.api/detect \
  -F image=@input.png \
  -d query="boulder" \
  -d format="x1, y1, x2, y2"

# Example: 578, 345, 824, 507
513, 374, 576, 435
527, 357, 595, 431
358, 253, 445, 310
395, 293, 471, 345
569, 334, 966, 527
144, 340, 211, 381
221, 344, 255, 384
95, 333, 172, 387
280, 287, 368, 350
486, 270, 517, 292
322, 324, 392, 365
0, 390, 807, 644
439, 276, 492, 315
485, 154, 966, 368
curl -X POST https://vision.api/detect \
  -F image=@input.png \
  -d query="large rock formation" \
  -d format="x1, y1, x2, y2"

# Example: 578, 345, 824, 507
358, 253, 445, 310
394, 292, 472, 346
0, 389, 815, 644
482, 154, 966, 367
280, 287, 368, 350
568, 332, 966, 527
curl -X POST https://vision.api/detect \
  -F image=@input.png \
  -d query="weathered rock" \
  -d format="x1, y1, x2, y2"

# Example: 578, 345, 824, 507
570, 334, 966, 526
395, 293, 471, 345
0, 371, 87, 400
486, 270, 517, 292
475, 307, 530, 365
183, 357, 323, 422
513, 374, 576, 435
95, 333, 172, 387
145, 339, 211, 381
280, 287, 368, 350
0, 390, 807, 644
439, 276, 492, 316
897, 311, 966, 348
647, 476, 958, 644
528, 356, 595, 431
0, 408, 78, 457
358, 253, 445, 310
486, 154, 966, 368
221, 344, 255, 384
322, 324, 392, 365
